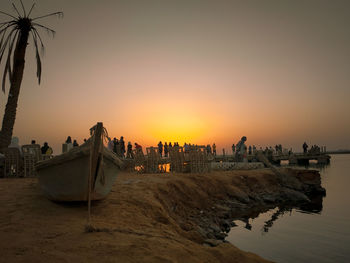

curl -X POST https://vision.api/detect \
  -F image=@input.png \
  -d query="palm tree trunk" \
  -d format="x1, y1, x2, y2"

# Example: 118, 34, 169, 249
0, 29, 29, 149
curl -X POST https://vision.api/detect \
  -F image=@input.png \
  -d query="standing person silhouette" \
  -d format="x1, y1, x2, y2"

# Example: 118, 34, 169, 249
158, 141, 163, 157
113, 138, 119, 155
120, 136, 126, 158
126, 142, 133, 159
235, 136, 247, 162
212, 143, 217, 156
303, 142, 308, 153
164, 142, 168, 157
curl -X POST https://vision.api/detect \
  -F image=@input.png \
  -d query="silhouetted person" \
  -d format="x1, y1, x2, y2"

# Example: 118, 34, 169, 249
253, 145, 257, 153
66, 136, 72, 144
310, 145, 314, 153
235, 136, 247, 162
206, 144, 211, 154
232, 144, 235, 154
41, 142, 49, 155
113, 138, 119, 154
126, 142, 133, 159
212, 143, 216, 156
184, 143, 189, 153
61, 136, 72, 153
158, 141, 163, 157
164, 142, 168, 157
120, 136, 125, 158
73, 140, 79, 147
303, 142, 308, 153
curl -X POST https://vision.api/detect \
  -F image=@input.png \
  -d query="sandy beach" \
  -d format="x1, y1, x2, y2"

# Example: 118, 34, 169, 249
0, 168, 324, 263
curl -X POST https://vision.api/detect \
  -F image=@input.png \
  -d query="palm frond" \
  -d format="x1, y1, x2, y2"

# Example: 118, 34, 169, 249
1, 30, 17, 92
0, 21, 13, 26
0, 11, 17, 19
32, 23, 56, 38
0, 33, 8, 62
27, 3, 36, 17
2, 57, 11, 92
31, 31, 42, 84
32, 28, 45, 53
19, 0, 26, 17
0, 26, 7, 35
0, 23, 16, 35
6, 31, 18, 79
0, 24, 8, 33
0, 21, 16, 34
0, 26, 9, 47
0, 3, 63, 91
32, 12, 63, 21
0, 28, 16, 64
12, 3, 22, 17
0, 30, 6, 49
2, 63, 7, 92
0, 25, 16, 54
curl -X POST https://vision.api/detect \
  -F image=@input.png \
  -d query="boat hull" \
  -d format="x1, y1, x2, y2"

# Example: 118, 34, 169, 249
36, 147, 122, 201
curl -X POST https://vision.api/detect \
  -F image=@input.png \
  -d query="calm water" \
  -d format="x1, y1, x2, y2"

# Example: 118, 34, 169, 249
226, 154, 350, 263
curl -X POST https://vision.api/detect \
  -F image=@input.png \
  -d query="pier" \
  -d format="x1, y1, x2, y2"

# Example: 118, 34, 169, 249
214, 152, 331, 165
271, 153, 331, 165
130, 147, 331, 174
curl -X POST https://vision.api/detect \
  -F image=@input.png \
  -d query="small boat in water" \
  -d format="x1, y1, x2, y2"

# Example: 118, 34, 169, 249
35, 123, 124, 201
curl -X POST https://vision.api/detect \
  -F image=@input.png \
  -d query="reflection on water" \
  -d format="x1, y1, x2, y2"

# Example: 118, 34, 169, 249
297, 194, 324, 214
262, 208, 291, 233
227, 154, 350, 263
280, 159, 330, 171
234, 194, 324, 234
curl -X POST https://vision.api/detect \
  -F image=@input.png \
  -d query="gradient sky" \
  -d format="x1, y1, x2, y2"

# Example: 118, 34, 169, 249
1, 0, 349, 154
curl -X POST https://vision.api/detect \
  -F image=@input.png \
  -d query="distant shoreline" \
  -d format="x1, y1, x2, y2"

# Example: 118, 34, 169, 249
327, 151, 350, 155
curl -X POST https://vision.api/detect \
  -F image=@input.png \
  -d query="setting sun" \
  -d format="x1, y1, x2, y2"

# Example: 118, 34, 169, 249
140, 106, 212, 145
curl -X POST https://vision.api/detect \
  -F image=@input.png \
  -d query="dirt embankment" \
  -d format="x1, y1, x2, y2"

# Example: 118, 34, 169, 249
0, 168, 325, 263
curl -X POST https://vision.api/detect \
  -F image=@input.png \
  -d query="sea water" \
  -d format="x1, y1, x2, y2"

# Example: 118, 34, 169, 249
226, 154, 350, 263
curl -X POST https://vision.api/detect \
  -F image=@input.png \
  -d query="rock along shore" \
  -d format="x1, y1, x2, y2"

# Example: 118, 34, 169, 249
0, 168, 325, 263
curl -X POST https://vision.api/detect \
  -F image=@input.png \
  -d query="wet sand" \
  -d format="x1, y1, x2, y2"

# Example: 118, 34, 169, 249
0, 169, 323, 262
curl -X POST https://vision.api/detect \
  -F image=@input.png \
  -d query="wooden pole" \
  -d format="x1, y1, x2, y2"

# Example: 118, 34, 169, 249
87, 122, 103, 226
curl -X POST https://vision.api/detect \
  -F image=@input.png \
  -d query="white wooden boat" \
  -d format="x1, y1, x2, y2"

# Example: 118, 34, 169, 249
35, 123, 124, 201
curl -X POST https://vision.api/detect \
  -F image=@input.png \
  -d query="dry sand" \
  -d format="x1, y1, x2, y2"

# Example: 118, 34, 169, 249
0, 169, 323, 262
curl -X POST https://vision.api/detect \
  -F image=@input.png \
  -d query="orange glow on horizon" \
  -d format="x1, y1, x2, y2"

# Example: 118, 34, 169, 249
139, 106, 214, 145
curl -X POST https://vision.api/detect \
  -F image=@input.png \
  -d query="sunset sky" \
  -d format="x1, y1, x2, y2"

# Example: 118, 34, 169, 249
1, 0, 349, 154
